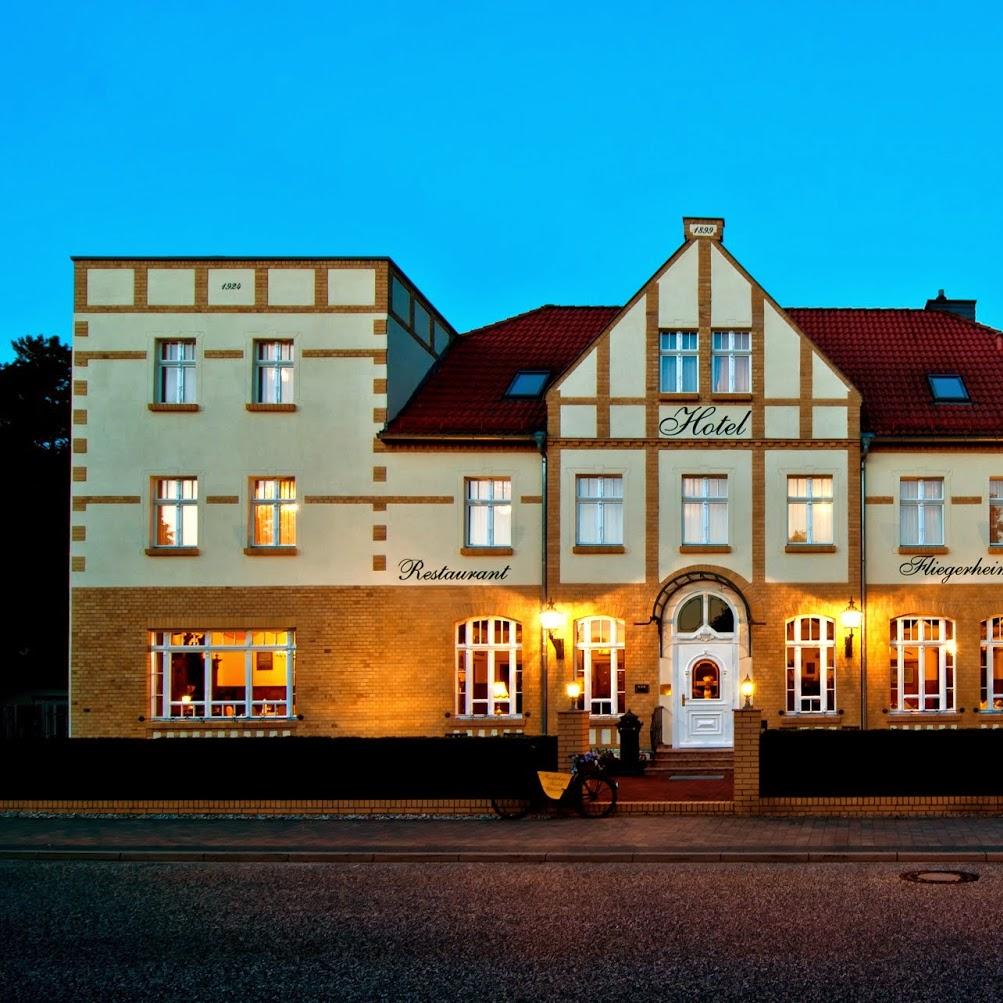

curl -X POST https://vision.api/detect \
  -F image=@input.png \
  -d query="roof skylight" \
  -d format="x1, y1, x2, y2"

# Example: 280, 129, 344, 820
506, 371, 550, 398
927, 374, 970, 402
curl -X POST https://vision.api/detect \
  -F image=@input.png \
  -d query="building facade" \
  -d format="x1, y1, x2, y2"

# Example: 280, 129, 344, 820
69, 219, 1003, 749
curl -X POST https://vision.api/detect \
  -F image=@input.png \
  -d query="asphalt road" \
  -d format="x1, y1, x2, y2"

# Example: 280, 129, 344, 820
2, 861, 1002, 1001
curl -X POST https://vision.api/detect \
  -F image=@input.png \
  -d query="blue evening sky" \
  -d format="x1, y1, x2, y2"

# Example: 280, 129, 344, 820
2, 1, 1002, 359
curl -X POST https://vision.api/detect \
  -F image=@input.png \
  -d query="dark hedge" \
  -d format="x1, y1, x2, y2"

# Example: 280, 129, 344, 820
1, 736, 557, 801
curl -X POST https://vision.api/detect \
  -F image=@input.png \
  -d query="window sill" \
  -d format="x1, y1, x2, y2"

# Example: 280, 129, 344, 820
148, 403, 200, 412
243, 546, 298, 557
573, 545, 626, 555
887, 711, 961, 721
452, 715, 525, 722
989, 546, 1003, 554
679, 544, 731, 554
246, 403, 297, 412
460, 546, 514, 557
150, 717, 298, 726
897, 546, 948, 555
785, 544, 837, 554
659, 393, 700, 402
710, 393, 753, 402
145, 547, 200, 557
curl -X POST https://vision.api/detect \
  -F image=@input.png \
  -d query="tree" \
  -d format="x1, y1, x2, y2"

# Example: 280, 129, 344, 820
0, 336, 70, 698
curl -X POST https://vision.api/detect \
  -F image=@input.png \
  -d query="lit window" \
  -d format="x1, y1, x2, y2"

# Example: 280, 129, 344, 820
465, 478, 512, 547
576, 475, 623, 545
682, 476, 728, 545
786, 616, 836, 713
990, 480, 1003, 545
153, 478, 198, 548
711, 331, 751, 393
928, 374, 969, 402
156, 340, 196, 404
659, 331, 698, 393
900, 479, 944, 546
254, 341, 294, 404
890, 617, 955, 712
787, 476, 834, 544
455, 617, 522, 717
251, 478, 296, 547
151, 629, 294, 719
980, 617, 1003, 711
574, 617, 626, 717
505, 371, 550, 397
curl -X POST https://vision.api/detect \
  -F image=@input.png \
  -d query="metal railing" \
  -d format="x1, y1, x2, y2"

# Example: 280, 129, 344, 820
650, 704, 668, 752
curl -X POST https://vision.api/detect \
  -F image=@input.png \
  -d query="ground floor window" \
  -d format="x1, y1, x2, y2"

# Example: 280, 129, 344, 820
980, 617, 1003, 711
455, 617, 522, 717
786, 616, 835, 713
575, 616, 626, 716
151, 630, 294, 719
890, 617, 955, 712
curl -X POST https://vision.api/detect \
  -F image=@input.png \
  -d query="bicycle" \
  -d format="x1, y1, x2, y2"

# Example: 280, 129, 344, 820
491, 752, 618, 819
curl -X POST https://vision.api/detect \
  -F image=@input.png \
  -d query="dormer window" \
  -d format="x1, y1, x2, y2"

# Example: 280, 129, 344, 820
506, 371, 550, 397
928, 374, 970, 402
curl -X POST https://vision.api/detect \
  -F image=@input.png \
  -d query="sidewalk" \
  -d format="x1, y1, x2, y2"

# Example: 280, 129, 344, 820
5, 812, 1003, 863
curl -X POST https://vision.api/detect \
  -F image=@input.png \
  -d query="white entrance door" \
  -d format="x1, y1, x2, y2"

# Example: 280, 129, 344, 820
674, 645, 735, 748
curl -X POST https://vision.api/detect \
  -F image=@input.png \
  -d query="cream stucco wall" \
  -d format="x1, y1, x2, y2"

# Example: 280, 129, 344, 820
147, 269, 195, 306
658, 244, 698, 328
763, 302, 800, 398
813, 351, 850, 398
560, 347, 597, 397
609, 300, 646, 397
710, 244, 752, 328
87, 269, 134, 306
561, 405, 597, 438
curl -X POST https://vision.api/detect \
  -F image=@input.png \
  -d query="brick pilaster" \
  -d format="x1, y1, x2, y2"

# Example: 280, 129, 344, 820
733, 707, 762, 814
557, 710, 590, 770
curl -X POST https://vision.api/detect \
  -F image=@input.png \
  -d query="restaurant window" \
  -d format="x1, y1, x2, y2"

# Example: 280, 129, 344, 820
152, 477, 198, 548
465, 478, 512, 547
151, 630, 294, 719
787, 477, 834, 545
990, 480, 1003, 546
980, 617, 1003, 711
890, 617, 955, 712
711, 331, 751, 393
900, 479, 944, 546
574, 617, 626, 716
156, 340, 197, 404
254, 340, 295, 404
786, 616, 836, 713
455, 617, 522, 717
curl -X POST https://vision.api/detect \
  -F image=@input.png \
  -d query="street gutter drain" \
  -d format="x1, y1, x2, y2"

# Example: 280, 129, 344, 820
900, 870, 979, 884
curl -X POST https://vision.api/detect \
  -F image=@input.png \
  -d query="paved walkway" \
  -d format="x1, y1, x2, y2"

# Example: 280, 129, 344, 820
6, 813, 1003, 862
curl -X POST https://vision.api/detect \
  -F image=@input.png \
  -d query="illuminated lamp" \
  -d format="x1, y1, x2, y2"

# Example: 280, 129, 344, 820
840, 598, 863, 658
565, 680, 582, 709
740, 674, 755, 709
541, 600, 567, 659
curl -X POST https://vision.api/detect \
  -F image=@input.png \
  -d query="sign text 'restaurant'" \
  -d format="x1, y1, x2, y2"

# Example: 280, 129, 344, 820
398, 558, 512, 582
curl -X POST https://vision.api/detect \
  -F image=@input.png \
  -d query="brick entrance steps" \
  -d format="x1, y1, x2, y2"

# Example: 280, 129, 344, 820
648, 747, 734, 777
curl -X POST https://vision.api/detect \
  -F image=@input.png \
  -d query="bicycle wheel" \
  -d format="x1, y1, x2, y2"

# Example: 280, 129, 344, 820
491, 796, 532, 820
574, 775, 617, 818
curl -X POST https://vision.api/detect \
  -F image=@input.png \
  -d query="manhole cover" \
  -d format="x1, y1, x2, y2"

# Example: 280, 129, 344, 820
900, 870, 979, 884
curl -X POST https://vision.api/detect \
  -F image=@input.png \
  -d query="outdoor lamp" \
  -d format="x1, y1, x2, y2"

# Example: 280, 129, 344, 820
740, 674, 754, 709
541, 600, 567, 659
566, 680, 582, 709
841, 597, 863, 658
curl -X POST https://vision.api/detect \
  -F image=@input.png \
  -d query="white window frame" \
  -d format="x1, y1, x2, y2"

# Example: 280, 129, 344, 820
153, 477, 198, 548
990, 479, 1003, 546
575, 475, 624, 545
900, 478, 944, 546
681, 476, 728, 545
711, 330, 751, 393
785, 616, 836, 714
981, 617, 1003, 711
574, 616, 626, 717
251, 477, 297, 547
151, 629, 295, 719
890, 617, 955, 712
254, 340, 295, 404
659, 331, 699, 393
464, 478, 512, 547
787, 476, 834, 545
455, 617, 522, 717
156, 340, 196, 404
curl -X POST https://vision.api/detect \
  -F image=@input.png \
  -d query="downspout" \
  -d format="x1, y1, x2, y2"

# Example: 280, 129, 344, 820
860, 431, 875, 730
533, 430, 549, 735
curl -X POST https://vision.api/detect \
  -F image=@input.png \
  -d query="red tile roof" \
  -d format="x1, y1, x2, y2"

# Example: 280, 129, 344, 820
385, 303, 1003, 437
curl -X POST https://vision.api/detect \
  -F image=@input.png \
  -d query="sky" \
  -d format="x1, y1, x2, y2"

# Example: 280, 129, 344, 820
2, 1, 1002, 360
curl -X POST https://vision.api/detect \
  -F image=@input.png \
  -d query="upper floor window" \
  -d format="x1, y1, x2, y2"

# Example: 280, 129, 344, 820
928, 374, 969, 402
576, 475, 623, 545
156, 340, 196, 404
786, 616, 835, 714
890, 617, 955, 712
465, 478, 512, 547
455, 617, 522, 717
574, 617, 626, 717
787, 476, 834, 545
505, 371, 550, 397
900, 478, 944, 546
251, 478, 296, 547
153, 477, 198, 548
659, 331, 698, 393
682, 476, 727, 545
254, 340, 294, 404
990, 479, 1003, 546
981, 617, 1003, 711
711, 331, 750, 393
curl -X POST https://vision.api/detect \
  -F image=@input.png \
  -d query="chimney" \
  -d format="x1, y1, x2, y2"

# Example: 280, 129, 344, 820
925, 289, 976, 321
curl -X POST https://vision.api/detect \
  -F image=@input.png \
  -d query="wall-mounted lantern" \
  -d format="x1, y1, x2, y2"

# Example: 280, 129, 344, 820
840, 597, 863, 658
541, 600, 567, 659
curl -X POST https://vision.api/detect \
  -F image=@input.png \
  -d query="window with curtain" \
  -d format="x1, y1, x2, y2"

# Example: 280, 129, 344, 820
455, 617, 522, 717
980, 617, 1003, 711
900, 479, 944, 546
711, 331, 751, 393
576, 475, 623, 545
465, 478, 512, 547
251, 478, 297, 546
786, 616, 835, 713
787, 476, 834, 544
890, 617, 955, 712
156, 340, 196, 404
682, 476, 728, 545
990, 480, 1003, 545
153, 477, 198, 548
254, 340, 295, 404
574, 617, 626, 716
659, 331, 699, 393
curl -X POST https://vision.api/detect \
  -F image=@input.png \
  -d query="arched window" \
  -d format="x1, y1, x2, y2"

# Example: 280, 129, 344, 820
786, 616, 835, 714
574, 617, 626, 716
890, 617, 955, 712
455, 617, 522, 717
675, 593, 735, 635
980, 617, 1003, 711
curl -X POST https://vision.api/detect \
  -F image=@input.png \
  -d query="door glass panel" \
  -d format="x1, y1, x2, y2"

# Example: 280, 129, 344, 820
677, 596, 703, 633
691, 661, 720, 700
707, 596, 734, 633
